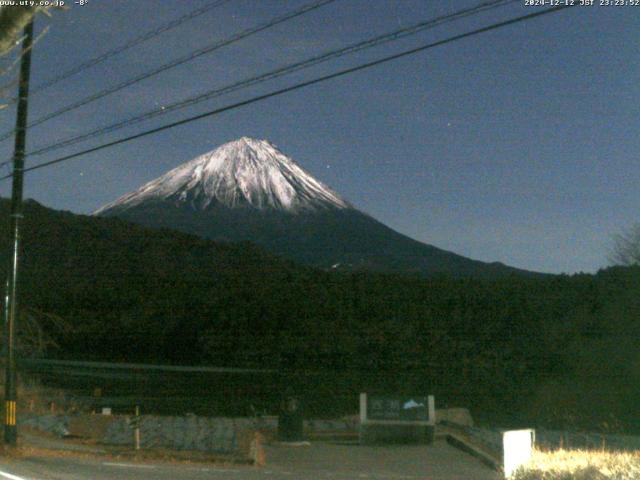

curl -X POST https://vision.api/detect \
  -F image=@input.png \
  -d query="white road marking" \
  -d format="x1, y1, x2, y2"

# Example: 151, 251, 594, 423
102, 462, 157, 469
0, 470, 30, 480
103, 463, 244, 474
193, 468, 240, 473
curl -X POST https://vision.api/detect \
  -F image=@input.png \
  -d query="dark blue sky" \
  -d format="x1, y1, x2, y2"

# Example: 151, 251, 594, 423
0, 0, 637, 274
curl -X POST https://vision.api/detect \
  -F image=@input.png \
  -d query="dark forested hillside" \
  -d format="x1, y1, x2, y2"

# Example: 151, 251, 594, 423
1, 199, 639, 432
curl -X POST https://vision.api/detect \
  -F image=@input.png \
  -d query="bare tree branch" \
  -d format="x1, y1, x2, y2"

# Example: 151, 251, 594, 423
609, 223, 640, 266
0, 7, 61, 110
0, 24, 49, 77
0, 6, 38, 56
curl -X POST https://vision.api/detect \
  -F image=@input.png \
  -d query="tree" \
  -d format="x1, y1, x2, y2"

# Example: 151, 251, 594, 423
609, 223, 640, 266
0, 6, 38, 55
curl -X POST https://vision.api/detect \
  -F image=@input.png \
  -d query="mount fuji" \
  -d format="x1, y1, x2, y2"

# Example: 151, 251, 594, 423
95, 137, 533, 277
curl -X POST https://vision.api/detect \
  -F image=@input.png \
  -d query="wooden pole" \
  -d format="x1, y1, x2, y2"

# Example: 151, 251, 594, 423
3, 18, 34, 446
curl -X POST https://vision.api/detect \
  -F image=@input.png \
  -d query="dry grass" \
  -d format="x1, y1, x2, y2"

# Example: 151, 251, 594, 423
512, 448, 640, 480
0, 375, 73, 415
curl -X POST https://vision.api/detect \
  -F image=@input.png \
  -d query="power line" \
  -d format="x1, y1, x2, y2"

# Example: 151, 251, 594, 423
0, 0, 338, 143
26, 0, 518, 159
0, 5, 574, 182
29, 0, 233, 95
0, 1, 232, 112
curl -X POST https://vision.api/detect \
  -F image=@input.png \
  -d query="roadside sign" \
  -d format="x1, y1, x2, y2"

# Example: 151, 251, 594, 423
367, 396, 429, 422
359, 393, 435, 445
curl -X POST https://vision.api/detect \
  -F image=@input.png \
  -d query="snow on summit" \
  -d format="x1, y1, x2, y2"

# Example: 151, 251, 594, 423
95, 137, 350, 214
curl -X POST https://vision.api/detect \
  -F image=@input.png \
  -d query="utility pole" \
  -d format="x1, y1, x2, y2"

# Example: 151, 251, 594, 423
3, 19, 34, 446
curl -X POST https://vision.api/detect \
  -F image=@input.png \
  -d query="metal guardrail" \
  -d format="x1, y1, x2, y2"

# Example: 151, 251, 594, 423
446, 424, 640, 454
19, 358, 276, 374
536, 429, 640, 452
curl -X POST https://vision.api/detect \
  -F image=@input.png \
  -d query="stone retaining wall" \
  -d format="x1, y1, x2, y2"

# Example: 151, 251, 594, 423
21, 413, 360, 453
21, 414, 256, 454
103, 415, 250, 452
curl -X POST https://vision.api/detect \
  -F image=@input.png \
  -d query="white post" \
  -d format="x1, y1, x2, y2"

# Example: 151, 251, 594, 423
427, 395, 435, 425
503, 429, 534, 478
134, 405, 141, 451
359, 393, 367, 424
359, 393, 368, 444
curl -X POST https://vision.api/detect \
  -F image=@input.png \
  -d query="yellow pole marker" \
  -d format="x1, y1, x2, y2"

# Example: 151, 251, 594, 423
5, 401, 16, 426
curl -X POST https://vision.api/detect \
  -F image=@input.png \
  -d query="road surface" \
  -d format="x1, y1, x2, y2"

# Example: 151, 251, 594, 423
0, 440, 501, 480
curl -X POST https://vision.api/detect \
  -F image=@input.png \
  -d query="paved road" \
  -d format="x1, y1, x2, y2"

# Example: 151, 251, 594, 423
0, 440, 500, 480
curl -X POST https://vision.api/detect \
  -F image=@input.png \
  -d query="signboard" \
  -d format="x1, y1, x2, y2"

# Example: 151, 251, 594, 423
366, 396, 428, 422
359, 393, 435, 445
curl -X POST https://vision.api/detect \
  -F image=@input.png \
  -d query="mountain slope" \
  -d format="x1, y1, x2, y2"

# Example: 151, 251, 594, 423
96, 137, 537, 278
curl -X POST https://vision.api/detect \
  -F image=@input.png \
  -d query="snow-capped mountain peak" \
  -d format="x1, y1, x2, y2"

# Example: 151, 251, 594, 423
95, 137, 350, 214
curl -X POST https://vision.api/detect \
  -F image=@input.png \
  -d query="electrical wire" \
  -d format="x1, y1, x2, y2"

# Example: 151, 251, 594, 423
0, 5, 574, 181
0, 0, 233, 110
29, 0, 234, 95
0, 0, 339, 143
26, 0, 518, 158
